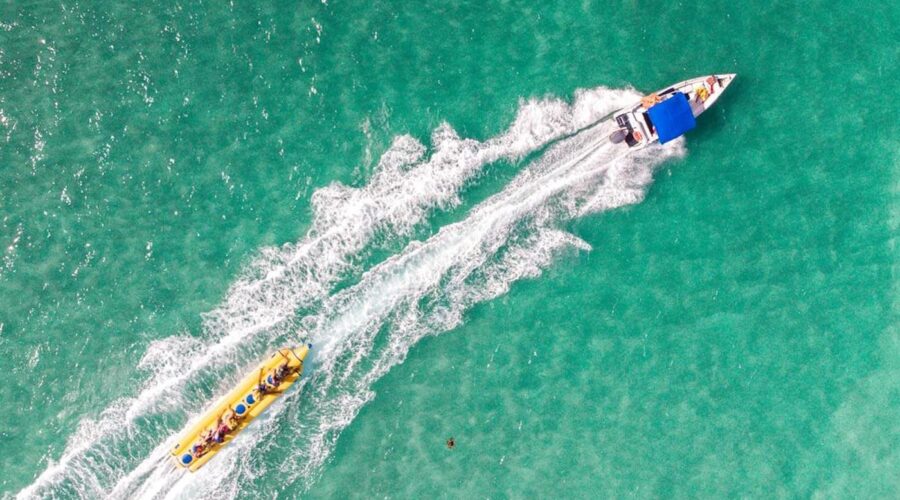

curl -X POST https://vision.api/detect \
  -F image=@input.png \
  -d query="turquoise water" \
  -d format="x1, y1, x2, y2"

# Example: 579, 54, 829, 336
1, 0, 897, 498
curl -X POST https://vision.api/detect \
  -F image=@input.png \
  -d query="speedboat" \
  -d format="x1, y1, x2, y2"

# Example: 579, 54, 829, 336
169, 345, 310, 472
609, 74, 736, 148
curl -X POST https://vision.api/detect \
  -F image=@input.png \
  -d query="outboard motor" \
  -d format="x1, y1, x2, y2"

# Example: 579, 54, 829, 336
609, 128, 628, 144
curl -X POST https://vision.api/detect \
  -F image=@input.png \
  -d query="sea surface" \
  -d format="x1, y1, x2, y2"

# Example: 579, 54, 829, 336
1, 1, 897, 498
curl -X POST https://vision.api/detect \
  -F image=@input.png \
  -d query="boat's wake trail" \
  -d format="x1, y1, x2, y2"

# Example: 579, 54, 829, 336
16, 86, 683, 499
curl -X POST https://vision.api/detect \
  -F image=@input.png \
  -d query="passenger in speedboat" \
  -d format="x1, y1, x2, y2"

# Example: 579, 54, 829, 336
641, 93, 661, 109
695, 86, 710, 103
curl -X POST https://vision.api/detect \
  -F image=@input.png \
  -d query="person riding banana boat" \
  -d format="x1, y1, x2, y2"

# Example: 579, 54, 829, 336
256, 356, 300, 395
182, 353, 304, 462
188, 408, 242, 461
171, 345, 311, 471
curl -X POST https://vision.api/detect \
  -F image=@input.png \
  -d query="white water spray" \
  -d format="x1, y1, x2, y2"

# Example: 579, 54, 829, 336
17, 86, 683, 500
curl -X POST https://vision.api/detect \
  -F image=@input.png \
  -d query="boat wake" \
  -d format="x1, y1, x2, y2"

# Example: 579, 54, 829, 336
16, 86, 684, 499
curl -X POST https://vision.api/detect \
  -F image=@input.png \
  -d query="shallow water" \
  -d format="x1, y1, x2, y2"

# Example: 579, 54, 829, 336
1, 1, 897, 498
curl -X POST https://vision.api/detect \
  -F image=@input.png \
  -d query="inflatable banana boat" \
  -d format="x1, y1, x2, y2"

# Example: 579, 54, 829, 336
170, 345, 310, 471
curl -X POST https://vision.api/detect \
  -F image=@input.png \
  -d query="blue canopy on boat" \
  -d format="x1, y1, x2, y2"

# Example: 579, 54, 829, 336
647, 92, 696, 144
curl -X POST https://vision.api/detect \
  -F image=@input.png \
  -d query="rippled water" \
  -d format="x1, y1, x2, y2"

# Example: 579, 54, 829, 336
1, 1, 897, 498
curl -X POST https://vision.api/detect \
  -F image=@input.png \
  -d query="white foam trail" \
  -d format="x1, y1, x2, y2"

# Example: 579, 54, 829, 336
117, 102, 684, 498
274, 121, 681, 492
16, 87, 638, 500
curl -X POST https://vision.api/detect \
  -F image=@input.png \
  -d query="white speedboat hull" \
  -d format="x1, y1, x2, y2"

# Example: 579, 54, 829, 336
610, 74, 736, 148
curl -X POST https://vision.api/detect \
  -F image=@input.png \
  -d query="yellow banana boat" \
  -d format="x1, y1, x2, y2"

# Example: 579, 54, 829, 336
170, 345, 310, 472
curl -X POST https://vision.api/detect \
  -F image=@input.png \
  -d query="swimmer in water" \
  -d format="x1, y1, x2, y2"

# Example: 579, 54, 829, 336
446, 437, 455, 449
